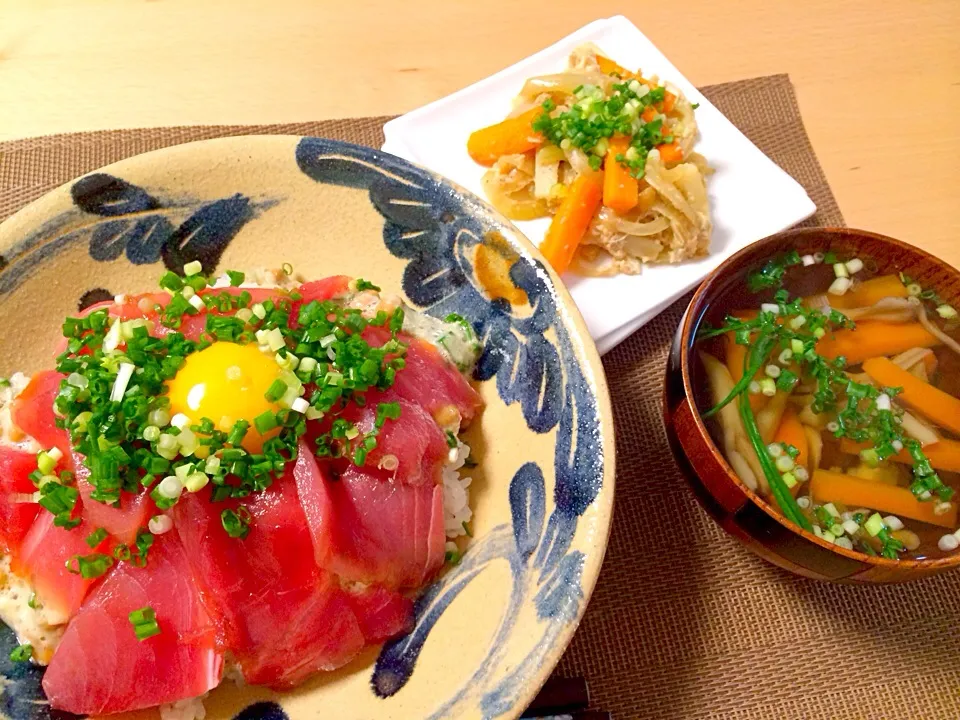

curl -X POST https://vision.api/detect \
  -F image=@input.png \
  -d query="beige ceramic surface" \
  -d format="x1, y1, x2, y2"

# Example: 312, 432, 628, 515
0, 136, 615, 720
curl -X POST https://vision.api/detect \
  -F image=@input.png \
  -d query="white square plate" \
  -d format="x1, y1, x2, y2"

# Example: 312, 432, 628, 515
383, 15, 816, 353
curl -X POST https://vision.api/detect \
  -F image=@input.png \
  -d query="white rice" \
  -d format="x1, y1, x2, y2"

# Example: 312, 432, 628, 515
443, 441, 473, 539
160, 693, 208, 720
0, 555, 65, 664
0, 372, 40, 453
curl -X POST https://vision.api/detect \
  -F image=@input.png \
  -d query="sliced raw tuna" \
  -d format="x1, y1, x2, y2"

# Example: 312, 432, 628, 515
172, 465, 363, 687
73, 450, 153, 546
316, 397, 449, 487
256, 586, 366, 690
82, 287, 286, 343
11, 371, 72, 463
294, 446, 445, 590
346, 585, 414, 643
291, 276, 352, 325
175, 287, 287, 341
12, 511, 110, 624
42, 532, 223, 715
0, 447, 41, 555
364, 327, 482, 426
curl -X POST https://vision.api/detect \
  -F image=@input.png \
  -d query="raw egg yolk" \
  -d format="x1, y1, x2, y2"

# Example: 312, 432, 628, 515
167, 342, 283, 453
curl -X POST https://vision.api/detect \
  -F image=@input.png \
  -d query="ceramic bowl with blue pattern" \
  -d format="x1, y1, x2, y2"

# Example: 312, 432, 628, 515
0, 137, 615, 720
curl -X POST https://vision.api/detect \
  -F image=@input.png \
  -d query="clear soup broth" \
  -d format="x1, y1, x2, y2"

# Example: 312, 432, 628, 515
695, 250, 960, 561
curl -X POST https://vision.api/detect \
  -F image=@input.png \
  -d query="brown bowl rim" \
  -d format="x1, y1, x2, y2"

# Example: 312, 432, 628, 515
679, 226, 960, 572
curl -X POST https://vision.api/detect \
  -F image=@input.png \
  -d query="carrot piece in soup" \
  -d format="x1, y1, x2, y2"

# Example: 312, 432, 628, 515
467, 108, 544, 166
773, 408, 809, 468
539, 173, 603, 275
825, 274, 909, 309
817, 322, 939, 366
840, 438, 960, 474
862, 357, 960, 436
810, 469, 957, 529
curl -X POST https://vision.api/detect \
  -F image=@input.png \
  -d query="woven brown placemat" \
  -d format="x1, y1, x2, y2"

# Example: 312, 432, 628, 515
2, 74, 958, 720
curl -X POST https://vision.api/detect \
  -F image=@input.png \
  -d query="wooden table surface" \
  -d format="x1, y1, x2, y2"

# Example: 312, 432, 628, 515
1, 0, 958, 263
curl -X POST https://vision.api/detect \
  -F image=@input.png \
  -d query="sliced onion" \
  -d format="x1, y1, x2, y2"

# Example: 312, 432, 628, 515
843, 297, 918, 323
534, 146, 563, 199
644, 152, 698, 224
623, 236, 664, 261
891, 347, 934, 372
481, 170, 550, 221
519, 72, 612, 101
570, 246, 620, 277
563, 147, 596, 177
899, 408, 940, 446
918, 304, 960, 356
611, 215, 670, 236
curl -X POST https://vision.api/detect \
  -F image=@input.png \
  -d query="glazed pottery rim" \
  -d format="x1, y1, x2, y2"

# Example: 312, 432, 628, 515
679, 226, 960, 572
0, 134, 618, 718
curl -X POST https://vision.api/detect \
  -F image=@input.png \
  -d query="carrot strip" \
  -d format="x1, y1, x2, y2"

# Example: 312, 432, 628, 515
824, 274, 909, 309
539, 173, 603, 275
656, 142, 683, 165
596, 55, 636, 79
661, 91, 677, 114
602, 137, 638, 214
862, 357, 960, 435
817, 321, 940, 366
773, 408, 809, 468
840, 438, 960, 474
641, 106, 657, 123
467, 108, 544, 166
810, 469, 957, 528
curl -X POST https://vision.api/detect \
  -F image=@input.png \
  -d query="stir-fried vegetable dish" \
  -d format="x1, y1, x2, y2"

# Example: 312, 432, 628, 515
468, 44, 712, 276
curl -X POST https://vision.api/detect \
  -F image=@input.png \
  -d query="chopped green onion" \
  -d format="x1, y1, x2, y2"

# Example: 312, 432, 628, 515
85, 527, 108, 549
129, 606, 161, 641
221, 508, 250, 539
864, 513, 885, 537
9, 643, 32, 663
66, 552, 114, 579
355, 279, 381, 292
183, 260, 203, 276
254, 411, 278, 435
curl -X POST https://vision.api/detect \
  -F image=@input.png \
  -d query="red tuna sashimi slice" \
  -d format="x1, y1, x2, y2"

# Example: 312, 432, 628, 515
346, 585, 414, 644
315, 397, 449, 487
290, 276, 352, 325
364, 327, 482, 426
80, 287, 286, 343
12, 512, 110, 623
0, 447, 41, 555
294, 447, 445, 589
173, 466, 364, 686
255, 587, 365, 690
42, 532, 223, 715
11, 371, 72, 463
72, 450, 153, 546
174, 287, 287, 341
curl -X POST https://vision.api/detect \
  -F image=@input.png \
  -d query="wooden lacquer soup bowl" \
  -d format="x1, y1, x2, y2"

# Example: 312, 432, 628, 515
664, 227, 960, 583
